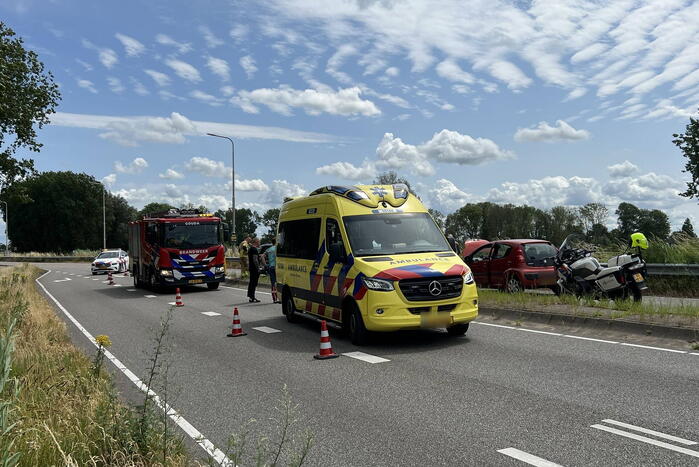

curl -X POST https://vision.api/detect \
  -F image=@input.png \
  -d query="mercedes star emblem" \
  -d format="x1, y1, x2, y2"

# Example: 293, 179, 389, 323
428, 280, 442, 296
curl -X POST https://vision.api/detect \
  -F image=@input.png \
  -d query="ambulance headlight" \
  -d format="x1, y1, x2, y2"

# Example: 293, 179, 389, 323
160, 269, 173, 277
463, 271, 474, 284
363, 277, 394, 291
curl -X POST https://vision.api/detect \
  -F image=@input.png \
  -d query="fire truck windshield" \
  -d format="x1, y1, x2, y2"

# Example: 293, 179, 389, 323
164, 223, 219, 249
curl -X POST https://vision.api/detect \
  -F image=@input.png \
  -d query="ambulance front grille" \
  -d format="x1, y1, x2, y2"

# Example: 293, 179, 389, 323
398, 276, 463, 302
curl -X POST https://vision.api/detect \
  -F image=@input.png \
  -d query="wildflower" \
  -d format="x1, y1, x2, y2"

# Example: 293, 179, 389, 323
95, 334, 112, 348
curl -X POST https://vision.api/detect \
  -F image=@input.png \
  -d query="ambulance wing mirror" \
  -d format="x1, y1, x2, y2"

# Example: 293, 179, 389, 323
328, 243, 346, 263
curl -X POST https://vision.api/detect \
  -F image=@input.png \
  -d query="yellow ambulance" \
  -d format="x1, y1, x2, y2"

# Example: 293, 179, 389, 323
276, 184, 478, 345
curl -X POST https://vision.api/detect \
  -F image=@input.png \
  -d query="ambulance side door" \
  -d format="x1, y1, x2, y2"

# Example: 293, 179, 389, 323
321, 217, 348, 320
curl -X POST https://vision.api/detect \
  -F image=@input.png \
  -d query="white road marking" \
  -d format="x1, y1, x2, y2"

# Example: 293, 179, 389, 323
35, 270, 232, 466
112, 284, 122, 287
202, 312, 221, 317
144, 295, 157, 298
591, 424, 699, 459
92, 278, 99, 281
691, 353, 699, 356
53, 278, 72, 282
342, 351, 390, 364
497, 447, 563, 466
563, 335, 619, 344
601, 419, 697, 445
221, 285, 272, 296
126, 289, 137, 292
473, 321, 690, 356
252, 326, 282, 333
619, 343, 686, 354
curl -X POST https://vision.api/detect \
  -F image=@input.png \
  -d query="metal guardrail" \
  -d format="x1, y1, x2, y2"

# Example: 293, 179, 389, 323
3, 256, 698, 277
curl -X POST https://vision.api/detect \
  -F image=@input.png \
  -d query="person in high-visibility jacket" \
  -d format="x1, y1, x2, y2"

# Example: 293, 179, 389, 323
239, 236, 250, 278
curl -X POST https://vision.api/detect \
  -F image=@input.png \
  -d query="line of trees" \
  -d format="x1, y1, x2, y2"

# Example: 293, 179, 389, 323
436, 201, 694, 247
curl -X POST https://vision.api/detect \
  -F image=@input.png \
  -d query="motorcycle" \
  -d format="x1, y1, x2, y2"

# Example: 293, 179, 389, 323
554, 232, 649, 302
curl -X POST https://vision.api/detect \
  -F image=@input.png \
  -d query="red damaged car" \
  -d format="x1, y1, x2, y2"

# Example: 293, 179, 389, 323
463, 239, 559, 293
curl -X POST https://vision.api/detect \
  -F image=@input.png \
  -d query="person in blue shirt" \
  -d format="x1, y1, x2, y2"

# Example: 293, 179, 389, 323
265, 238, 279, 303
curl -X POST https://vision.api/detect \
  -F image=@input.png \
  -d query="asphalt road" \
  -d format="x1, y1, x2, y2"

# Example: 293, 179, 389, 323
24, 263, 699, 466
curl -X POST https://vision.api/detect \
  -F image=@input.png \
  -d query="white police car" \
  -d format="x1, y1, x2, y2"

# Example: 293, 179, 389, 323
91, 249, 129, 275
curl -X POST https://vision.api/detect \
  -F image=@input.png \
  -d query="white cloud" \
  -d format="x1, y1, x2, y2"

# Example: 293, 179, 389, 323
267, 180, 306, 204
436, 60, 475, 84
199, 25, 223, 48
75, 59, 93, 71
77, 79, 97, 94
185, 157, 228, 177
315, 161, 376, 180
51, 111, 342, 144
155, 34, 192, 54
130, 77, 149, 96
159, 168, 184, 180
488, 176, 602, 208
98, 49, 118, 69
385, 66, 400, 77
239, 55, 258, 79
429, 179, 476, 211
102, 173, 117, 186
229, 24, 249, 42
233, 86, 381, 116
608, 160, 640, 178
106, 77, 124, 94
189, 90, 224, 106
220, 85, 235, 97
144, 70, 171, 87
236, 179, 270, 191
115, 33, 145, 57
114, 157, 149, 174
372, 130, 514, 176
326, 44, 356, 84
514, 120, 590, 143
206, 56, 230, 81
165, 59, 202, 82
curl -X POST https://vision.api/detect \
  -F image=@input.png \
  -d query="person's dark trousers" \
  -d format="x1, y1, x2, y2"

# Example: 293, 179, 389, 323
248, 270, 260, 299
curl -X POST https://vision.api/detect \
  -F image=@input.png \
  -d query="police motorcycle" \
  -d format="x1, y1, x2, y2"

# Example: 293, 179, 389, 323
553, 232, 649, 302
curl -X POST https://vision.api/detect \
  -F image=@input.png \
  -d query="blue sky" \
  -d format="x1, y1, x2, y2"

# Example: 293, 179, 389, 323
2, 0, 699, 244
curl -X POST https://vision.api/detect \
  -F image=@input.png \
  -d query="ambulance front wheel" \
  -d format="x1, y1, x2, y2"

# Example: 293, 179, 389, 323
447, 322, 470, 337
345, 302, 368, 346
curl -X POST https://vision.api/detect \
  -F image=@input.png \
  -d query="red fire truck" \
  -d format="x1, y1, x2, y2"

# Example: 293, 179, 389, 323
128, 209, 229, 290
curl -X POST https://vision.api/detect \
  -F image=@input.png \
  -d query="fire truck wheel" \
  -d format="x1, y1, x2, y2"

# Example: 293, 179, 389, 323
207, 282, 220, 290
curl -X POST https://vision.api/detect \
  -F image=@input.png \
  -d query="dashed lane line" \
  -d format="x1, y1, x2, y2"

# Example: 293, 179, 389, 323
252, 326, 282, 333
126, 289, 137, 292
601, 419, 696, 445
472, 321, 692, 355
342, 351, 390, 364
201, 312, 221, 317
35, 270, 232, 466
221, 285, 272, 296
497, 447, 563, 466
591, 424, 699, 459
144, 295, 157, 299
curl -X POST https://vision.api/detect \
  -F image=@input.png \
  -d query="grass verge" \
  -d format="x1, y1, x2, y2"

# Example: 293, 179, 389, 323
0, 264, 188, 466
477, 288, 699, 325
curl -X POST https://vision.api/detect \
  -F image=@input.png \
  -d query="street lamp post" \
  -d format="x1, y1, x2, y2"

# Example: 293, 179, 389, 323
0, 200, 8, 255
90, 181, 106, 250
206, 133, 236, 246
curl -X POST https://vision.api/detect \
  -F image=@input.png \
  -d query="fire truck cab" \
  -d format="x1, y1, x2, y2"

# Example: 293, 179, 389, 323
128, 209, 229, 290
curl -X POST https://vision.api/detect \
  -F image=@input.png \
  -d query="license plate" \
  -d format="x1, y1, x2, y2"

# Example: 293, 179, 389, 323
421, 313, 453, 328
633, 273, 644, 283
188, 279, 203, 284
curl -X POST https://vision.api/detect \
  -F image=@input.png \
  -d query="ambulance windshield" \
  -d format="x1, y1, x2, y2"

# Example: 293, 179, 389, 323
343, 212, 450, 257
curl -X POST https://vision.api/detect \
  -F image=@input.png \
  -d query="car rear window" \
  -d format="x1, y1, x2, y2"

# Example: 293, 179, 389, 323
523, 243, 557, 267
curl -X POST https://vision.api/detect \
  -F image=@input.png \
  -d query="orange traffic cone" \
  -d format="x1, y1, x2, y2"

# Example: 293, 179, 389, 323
271, 285, 279, 303
227, 307, 247, 337
108, 272, 114, 285
175, 288, 184, 307
314, 320, 338, 360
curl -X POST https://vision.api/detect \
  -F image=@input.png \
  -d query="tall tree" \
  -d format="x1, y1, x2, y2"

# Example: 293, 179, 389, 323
681, 218, 696, 237
673, 108, 699, 201
445, 204, 483, 240
637, 209, 671, 240
549, 206, 583, 246
0, 22, 61, 192
214, 207, 259, 243
427, 208, 445, 230
615, 202, 642, 237
579, 203, 609, 233
259, 208, 280, 242
2, 171, 137, 252
138, 202, 175, 218
372, 171, 418, 197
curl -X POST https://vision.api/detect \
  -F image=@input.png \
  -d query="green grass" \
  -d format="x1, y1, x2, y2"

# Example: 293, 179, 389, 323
0, 265, 189, 466
477, 289, 699, 321
596, 236, 699, 264
6, 249, 99, 257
